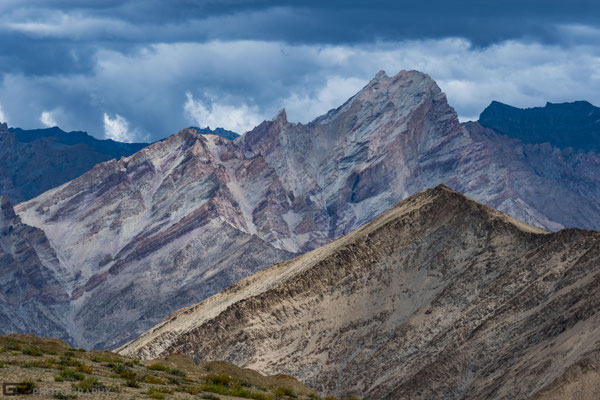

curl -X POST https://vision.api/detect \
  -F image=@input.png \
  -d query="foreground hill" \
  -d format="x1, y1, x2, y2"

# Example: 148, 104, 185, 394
0, 334, 318, 399
7, 70, 600, 348
120, 186, 600, 400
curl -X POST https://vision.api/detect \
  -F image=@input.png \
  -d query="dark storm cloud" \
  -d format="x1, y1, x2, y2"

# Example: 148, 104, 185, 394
0, 1, 599, 141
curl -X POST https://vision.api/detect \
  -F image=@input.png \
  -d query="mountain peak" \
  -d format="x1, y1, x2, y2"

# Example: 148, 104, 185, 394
273, 108, 287, 123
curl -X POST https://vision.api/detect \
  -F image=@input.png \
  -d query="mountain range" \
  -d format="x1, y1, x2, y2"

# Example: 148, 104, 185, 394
119, 185, 600, 400
2, 70, 600, 353
0, 124, 240, 204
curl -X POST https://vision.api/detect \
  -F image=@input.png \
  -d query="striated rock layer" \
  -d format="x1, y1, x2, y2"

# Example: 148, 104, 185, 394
120, 186, 600, 400
8, 70, 600, 348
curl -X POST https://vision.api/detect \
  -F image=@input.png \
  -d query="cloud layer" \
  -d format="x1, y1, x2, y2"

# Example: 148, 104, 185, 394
0, 1, 599, 141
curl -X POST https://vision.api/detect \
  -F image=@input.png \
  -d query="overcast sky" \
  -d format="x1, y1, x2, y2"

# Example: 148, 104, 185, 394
1, 1, 599, 142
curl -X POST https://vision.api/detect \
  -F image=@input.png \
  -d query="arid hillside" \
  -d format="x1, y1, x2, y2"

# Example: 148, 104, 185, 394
120, 186, 600, 400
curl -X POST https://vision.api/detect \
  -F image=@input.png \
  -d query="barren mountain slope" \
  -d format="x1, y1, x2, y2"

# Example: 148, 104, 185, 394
0, 196, 71, 342
120, 186, 600, 400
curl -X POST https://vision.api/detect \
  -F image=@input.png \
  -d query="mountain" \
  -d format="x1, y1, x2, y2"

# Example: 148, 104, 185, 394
119, 185, 600, 400
478, 100, 600, 152
6, 70, 600, 349
190, 126, 240, 140
0, 124, 148, 203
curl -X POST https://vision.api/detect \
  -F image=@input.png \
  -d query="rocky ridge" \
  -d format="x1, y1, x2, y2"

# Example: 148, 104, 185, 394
119, 186, 600, 400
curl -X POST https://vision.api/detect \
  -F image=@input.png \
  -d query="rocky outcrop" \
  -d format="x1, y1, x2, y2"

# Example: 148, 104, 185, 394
119, 186, 600, 400
479, 100, 600, 151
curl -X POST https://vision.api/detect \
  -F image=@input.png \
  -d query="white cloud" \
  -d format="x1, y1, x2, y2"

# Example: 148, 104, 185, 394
40, 111, 57, 127
2, 36, 600, 139
184, 92, 262, 134
283, 76, 366, 123
103, 113, 135, 142
0, 104, 7, 125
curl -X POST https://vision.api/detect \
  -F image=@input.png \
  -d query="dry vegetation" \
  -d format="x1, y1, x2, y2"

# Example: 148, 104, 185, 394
0, 334, 355, 400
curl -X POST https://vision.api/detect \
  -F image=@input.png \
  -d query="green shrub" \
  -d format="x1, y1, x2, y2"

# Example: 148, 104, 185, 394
59, 356, 82, 367
201, 394, 220, 400
5, 341, 22, 351
169, 368, 187, 377
146, 363, 170, 371
144, 375, 165, 384
147, 386, 171, 399
125, 377, 140, 388
22, 346, 44, 356
77, 364, 93, 374
204, 374, 232, 386
107, 362, 126, 374
58, 368, 85, 381
119, 369, 137, 380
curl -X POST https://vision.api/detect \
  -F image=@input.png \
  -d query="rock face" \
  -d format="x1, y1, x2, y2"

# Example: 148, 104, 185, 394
119, 186, 600, 400
7, 70, 600, 348
0, 124, 148, 203
0, 196, 71, 342
479, 100, 600, 151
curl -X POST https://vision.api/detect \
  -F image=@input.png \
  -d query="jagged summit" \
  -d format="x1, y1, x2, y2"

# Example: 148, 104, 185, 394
273, 108, 288, 123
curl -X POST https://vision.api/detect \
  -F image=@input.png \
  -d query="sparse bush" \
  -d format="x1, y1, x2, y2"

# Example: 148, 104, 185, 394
22, 346, 44, 356
146, 363, 170, 371
144, 375, 165, 384
77, 364, 93, 374
204, 374, 232, 386
59, 356, 82, 367
64, 351, 75, 358
167, 376, 183, 385
119, 369, 137, 380
125, 377, 140, 388
58, 368, 85, 381
169, 368, 187, 377
5, 341, 22, 351
201, 394, 220, 400
147, 386, 172, 399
